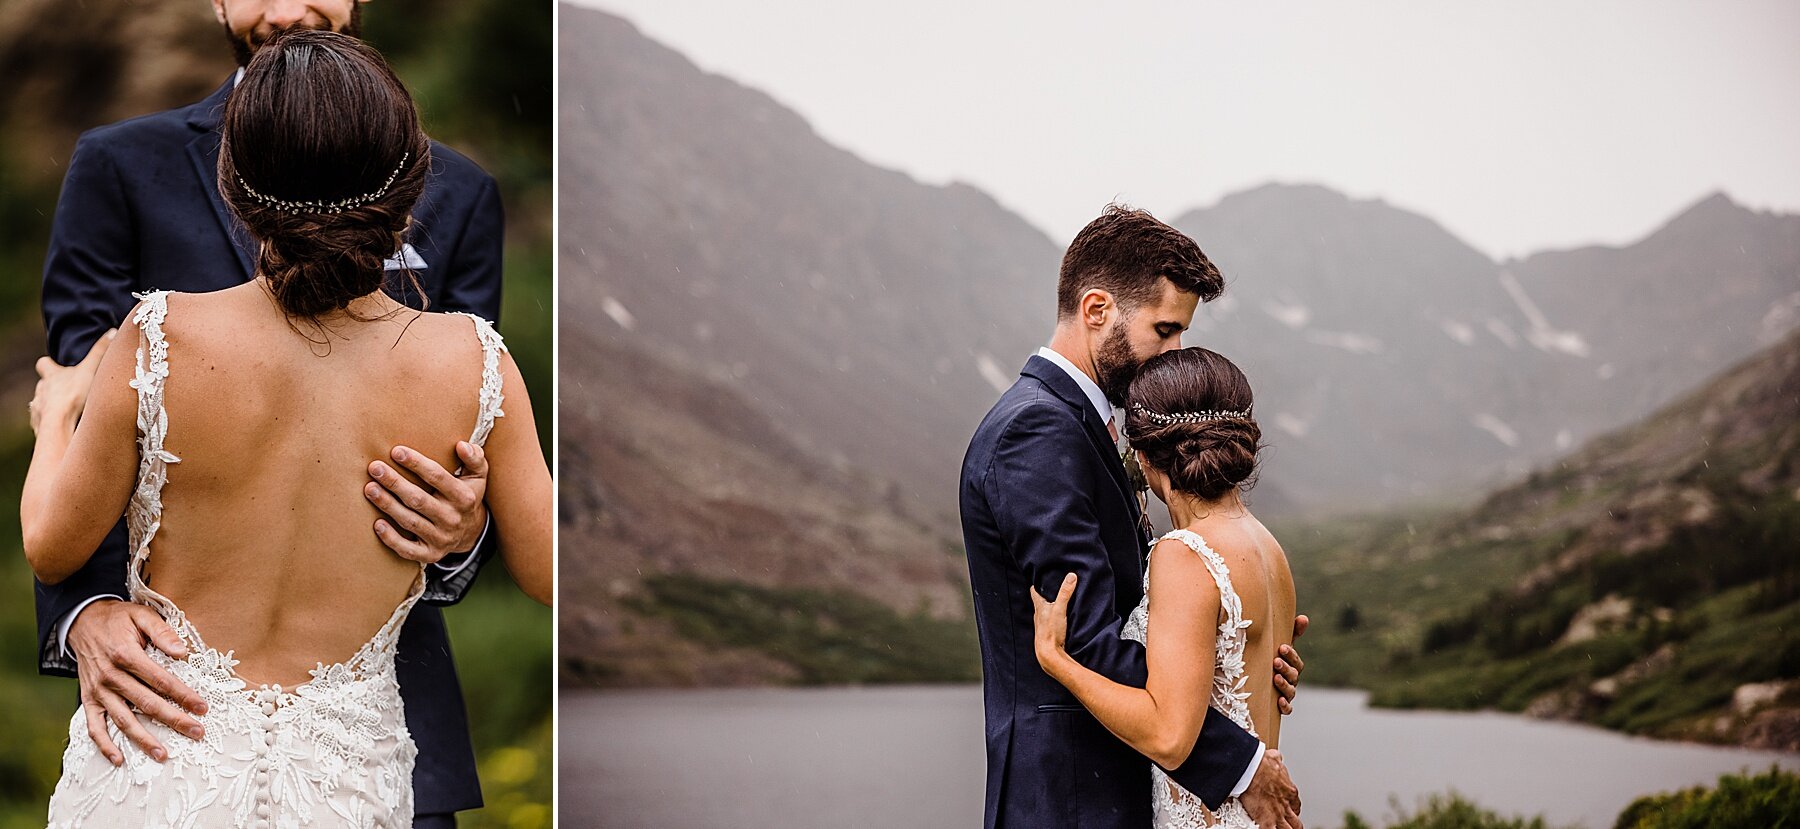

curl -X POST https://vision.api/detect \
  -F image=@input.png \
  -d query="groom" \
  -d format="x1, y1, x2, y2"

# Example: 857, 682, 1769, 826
961, 205, 1307, 828
35, 2, 503, 826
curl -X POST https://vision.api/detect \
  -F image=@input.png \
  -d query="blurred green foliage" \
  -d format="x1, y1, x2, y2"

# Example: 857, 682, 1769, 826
0, 1, 551, 826
1612, 767, 1800, 829
1341, 793, 1572, 829
1280, 488, 1800, 742
629, 573, 982, 684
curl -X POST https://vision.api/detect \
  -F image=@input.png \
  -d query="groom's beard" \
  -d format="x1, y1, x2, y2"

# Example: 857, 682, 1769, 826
224, 5, 363, 67
1094, 323, 1141, 410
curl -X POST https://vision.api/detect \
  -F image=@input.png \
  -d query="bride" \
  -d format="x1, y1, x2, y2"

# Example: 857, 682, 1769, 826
1032, 346, 1297, 829
22, 30, 551, 828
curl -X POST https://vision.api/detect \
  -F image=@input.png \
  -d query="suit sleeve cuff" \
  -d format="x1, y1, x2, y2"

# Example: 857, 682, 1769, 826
431, 515, 491, 577
1229, 740, 1266, 799
57, 594, 126, 661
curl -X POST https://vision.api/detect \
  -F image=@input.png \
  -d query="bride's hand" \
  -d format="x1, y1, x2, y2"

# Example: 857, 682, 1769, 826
30, 331, 116, 434
1031, 573, 1078, 668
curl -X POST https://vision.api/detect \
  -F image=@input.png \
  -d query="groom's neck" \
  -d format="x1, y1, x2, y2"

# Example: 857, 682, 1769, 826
1045, 327, 1100, 385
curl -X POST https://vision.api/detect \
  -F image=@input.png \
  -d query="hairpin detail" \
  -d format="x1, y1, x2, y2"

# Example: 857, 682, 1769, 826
1130, 403, 1251, 426
238, 152, 410, 215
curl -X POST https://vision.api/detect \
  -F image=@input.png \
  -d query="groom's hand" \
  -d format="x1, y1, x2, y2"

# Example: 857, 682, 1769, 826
67, 599, 207, 766
365, 441, 489, 564
1239, 747, 1303, 829
1274, 614, 1309, 715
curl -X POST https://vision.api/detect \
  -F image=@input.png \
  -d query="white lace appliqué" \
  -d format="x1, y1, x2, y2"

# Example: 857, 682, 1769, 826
46, 293, 508, 829
1121, 528, 1258, 829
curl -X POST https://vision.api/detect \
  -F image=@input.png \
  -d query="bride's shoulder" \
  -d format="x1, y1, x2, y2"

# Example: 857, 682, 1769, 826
404, 309, 498, 348
1149, 532, 1226, 586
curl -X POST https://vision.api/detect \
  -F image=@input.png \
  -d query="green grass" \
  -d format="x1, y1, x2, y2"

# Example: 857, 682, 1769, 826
1612, 767, 1800, 829
1281, 485, 1800, 741
627, 573, 982, 685
1342, 792, 1574, 829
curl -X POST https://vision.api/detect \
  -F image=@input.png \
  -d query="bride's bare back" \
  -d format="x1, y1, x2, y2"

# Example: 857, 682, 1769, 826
1187, 510, 1296, 746
148, 284, 489, 686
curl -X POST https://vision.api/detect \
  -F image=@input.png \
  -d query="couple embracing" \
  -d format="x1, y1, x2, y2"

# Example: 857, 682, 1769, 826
962, 206, 1309, 829
23, 7, 550, 828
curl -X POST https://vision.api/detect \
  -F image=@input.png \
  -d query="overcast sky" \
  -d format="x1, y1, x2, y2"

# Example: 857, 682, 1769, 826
573, 0, 1800, 259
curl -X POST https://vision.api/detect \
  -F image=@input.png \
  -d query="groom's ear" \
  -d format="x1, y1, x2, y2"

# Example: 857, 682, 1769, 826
1078, 288, 1115, 330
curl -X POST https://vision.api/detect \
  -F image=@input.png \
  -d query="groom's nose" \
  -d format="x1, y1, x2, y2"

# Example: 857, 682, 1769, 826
264, 0, 311, 28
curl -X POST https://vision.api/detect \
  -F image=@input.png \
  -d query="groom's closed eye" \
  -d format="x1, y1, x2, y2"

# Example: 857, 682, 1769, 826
1155, 322, 1184, 339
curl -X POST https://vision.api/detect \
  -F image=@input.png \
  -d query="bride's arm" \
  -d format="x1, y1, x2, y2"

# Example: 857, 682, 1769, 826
22, 322, 141, 585
475, 349, 553, 605
1032, 539, 1220, 770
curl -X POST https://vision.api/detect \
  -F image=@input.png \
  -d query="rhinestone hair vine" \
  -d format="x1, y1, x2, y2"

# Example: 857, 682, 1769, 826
1130, 403, 1251, 426
237, 152, 410, 215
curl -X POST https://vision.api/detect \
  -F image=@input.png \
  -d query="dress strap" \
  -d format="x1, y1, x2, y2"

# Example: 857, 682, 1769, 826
450, 312, 507, 447
124, 291, 185, 619
1157, 529, 1244, 619
1158, 529, 1255, 717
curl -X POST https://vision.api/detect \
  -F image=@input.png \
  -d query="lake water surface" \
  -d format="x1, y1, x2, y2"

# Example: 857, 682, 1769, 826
560, 685, 1798, 828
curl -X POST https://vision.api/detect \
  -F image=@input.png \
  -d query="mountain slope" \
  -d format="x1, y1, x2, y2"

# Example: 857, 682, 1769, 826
1175, 185, 1800, 510
1287, 326, 1800, 749
559, 5, 1058, 531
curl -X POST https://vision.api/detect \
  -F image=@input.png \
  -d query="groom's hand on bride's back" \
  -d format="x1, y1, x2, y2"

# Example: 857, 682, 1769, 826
67, 599, 207, 766
364, 441, 489, 564
1240, 747, 1303, 829
1275, 614, 1309, 715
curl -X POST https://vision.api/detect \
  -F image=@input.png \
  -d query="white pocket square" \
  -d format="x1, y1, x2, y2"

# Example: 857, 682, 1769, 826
384, 243, 428, 270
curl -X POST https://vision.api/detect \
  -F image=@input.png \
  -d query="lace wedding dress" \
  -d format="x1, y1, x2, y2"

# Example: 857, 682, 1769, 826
1122, 529, 1259, 829
47, 290, 506, 829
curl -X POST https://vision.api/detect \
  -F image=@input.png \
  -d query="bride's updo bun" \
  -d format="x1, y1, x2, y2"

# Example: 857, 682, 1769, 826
1125, 347, 1263, 500
217, 29, 430, 319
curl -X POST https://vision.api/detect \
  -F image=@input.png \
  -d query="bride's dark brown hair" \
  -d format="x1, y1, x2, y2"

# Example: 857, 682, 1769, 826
1125, 347, 1263, 500
217, 28, 430, 319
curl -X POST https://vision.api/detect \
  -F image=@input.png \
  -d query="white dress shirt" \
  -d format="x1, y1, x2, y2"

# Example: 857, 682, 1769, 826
1033, 346, 1266, 798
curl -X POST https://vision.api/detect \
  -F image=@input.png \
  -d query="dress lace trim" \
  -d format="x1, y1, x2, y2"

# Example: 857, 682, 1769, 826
449, 312, 507, 446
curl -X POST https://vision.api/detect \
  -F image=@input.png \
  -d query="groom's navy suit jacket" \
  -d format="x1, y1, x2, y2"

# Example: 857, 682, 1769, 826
960, 355, 1261, 829
35, 77, 503, 817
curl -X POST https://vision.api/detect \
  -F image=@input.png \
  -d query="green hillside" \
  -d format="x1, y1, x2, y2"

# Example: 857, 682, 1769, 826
1285, 328, 1800, 749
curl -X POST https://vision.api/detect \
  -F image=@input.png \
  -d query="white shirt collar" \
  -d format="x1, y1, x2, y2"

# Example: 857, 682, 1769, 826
234, 67, 244, 86
1036, 347, 1117, 427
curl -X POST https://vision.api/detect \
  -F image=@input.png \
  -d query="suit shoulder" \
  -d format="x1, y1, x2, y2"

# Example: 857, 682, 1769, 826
971, 380, 1084, 455
75, 106, 199, 156
991, 383, 1081, 435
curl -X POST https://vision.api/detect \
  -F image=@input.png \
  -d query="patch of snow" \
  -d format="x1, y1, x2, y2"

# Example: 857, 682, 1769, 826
1306, 330, 1384, 355
1262, 300, 1311, 329
1760, 290, 1800, 344
1498, 270, 1590, 357
1439, 319, 1476, 346
601, 296, 636, 330
1273, 412, 1310, 438
976, 352, 1013, 394
1473, 413, 1520, 447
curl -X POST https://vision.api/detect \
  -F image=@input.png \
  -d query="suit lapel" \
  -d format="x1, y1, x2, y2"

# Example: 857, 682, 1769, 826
1020, 356, 1141, 522
184, 78, 256, 280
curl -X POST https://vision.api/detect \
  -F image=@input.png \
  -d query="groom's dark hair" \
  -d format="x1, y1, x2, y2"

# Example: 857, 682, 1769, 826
1057, 204, 1224, 319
